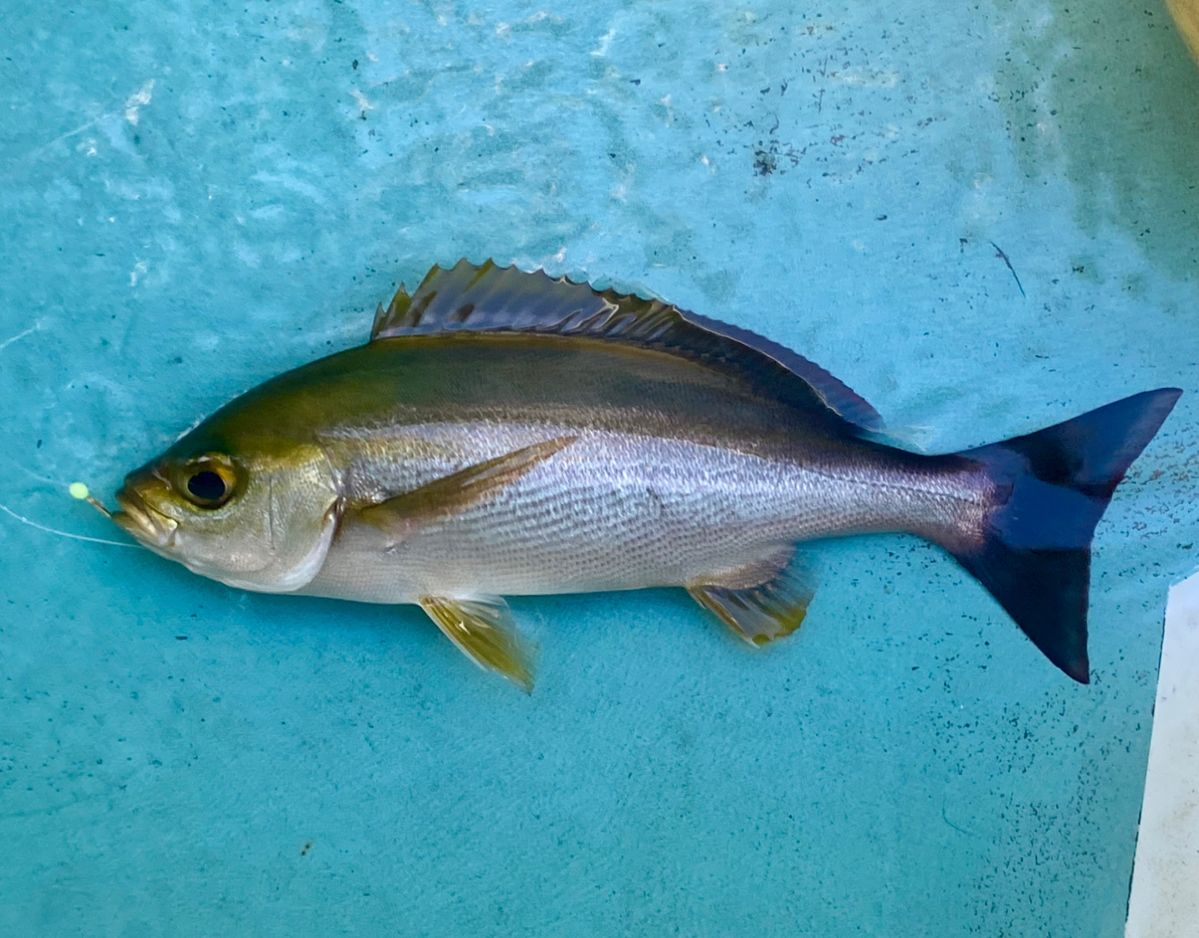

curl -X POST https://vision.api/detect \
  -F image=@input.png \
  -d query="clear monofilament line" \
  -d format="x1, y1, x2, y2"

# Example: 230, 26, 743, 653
0, 499, 134, 548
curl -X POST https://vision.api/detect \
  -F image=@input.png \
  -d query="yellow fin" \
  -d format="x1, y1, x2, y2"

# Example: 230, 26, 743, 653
356, 436, 576, 538
420, 596, 534, 691
689, 554, 815, 647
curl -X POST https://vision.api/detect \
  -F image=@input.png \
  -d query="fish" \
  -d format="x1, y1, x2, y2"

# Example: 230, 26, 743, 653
105, 260, 1180, 690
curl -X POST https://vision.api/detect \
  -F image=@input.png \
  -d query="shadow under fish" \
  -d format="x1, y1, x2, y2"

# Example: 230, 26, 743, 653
101, 260, 1181, 690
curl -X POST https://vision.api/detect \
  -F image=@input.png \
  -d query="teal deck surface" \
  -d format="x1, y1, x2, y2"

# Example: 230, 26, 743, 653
2, 2, 1197, 935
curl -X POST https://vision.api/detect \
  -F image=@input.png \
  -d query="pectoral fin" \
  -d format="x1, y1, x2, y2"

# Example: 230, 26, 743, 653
689, 553, 815, 647
420, 595, 535, 691
356, 436, 576, 539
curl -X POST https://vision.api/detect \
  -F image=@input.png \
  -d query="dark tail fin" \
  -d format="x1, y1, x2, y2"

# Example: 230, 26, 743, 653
952, 388, 1181, 683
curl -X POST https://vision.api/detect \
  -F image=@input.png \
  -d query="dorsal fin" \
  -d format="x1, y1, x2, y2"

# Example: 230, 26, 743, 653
371, 260, 883, 431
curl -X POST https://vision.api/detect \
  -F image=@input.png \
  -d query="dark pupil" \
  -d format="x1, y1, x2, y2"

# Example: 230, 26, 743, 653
187, 470, 226, 503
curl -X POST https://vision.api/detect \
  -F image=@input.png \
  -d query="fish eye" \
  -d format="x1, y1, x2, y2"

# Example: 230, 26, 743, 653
177, 456, 237, 509
187, 470, 226, 502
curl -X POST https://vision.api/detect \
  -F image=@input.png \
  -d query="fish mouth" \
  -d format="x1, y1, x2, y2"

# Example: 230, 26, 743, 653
114, 488, 178, 550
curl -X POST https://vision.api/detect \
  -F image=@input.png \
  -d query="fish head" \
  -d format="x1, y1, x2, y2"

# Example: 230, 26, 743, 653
113, 427, 341, 594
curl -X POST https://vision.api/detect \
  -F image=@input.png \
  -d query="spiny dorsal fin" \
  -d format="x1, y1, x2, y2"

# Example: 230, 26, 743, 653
371, 260, 883, 432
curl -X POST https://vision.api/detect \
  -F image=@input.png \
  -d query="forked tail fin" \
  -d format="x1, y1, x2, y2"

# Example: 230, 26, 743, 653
952, 388, 1181, 683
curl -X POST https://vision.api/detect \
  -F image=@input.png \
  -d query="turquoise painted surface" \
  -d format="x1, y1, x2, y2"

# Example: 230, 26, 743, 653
2, 2, 1197, 935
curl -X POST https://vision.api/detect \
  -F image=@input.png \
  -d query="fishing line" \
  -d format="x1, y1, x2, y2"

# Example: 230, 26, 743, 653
0, 500, 134, 548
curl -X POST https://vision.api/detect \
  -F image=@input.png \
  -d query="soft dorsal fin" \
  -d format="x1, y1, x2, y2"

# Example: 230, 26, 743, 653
372, 260, 883, 431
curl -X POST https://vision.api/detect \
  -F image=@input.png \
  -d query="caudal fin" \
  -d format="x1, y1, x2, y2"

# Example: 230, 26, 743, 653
953, 388, 1181, 683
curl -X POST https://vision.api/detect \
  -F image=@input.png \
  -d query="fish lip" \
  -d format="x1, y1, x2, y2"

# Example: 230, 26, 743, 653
114, 489, 177, 549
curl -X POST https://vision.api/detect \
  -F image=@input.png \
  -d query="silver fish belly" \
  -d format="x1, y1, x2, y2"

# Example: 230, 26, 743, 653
306, 422, 988, 603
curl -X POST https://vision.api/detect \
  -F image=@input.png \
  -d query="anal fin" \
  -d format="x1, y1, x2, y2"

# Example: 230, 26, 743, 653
419, 595, 535, 691
688, 553, 815, 647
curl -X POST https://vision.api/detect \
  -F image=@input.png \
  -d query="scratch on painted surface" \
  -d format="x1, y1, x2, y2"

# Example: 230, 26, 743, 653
350, 87, 374, 119
0, 321, 43, 353
123, 79, 156, 126
989, 241, 1026, 298
12, 79, 155, 166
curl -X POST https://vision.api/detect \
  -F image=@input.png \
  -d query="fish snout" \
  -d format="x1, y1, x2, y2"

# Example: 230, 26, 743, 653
113, 468, 178, 549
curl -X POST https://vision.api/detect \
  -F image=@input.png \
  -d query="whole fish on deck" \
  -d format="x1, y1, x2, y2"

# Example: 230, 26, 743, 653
107, 261, 1180, 689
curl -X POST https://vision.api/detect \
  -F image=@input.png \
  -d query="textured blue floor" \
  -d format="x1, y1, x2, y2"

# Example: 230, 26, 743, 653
2, 2, 1198, 935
